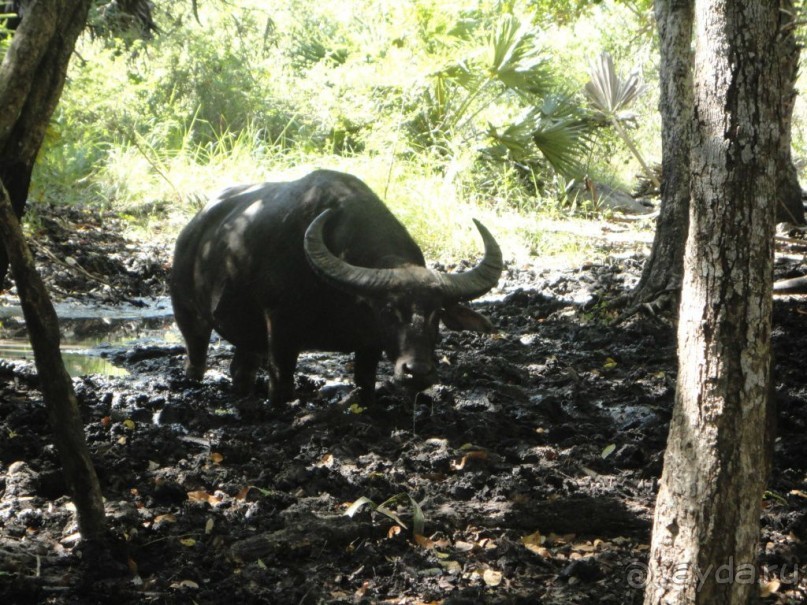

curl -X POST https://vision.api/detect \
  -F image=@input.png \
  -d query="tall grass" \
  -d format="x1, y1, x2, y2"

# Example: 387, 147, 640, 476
30, 0, 661, 267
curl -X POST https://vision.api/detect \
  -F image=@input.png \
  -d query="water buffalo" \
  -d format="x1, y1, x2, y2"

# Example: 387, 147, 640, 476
170, 169, 503, 404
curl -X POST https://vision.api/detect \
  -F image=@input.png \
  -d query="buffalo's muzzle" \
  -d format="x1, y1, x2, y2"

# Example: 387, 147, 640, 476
395, 359, 438, 391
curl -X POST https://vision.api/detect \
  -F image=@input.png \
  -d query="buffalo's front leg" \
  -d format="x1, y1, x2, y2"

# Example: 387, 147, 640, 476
354, 349, 381, 404
230, 348, 262, 395
266, 346, 298, 404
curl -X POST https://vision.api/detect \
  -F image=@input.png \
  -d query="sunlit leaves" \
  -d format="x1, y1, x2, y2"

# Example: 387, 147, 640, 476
416, 13, 591, 178
584, 51, 657, 187
488, 15, 554, 95
487, 95, 591, 177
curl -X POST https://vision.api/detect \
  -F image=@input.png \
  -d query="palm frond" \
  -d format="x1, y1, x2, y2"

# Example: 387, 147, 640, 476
488, 98, 591, 177
439, 59, 485, 91
584, 52, 658, 188
584, 52, 646, 120
489, 15, 554, 95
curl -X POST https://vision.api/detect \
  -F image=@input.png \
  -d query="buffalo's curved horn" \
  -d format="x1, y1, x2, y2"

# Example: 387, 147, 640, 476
439, 218, 503, 301
304, 209, 502, 300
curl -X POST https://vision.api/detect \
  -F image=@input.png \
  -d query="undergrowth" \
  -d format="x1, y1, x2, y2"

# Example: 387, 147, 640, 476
28, 0, 661, 266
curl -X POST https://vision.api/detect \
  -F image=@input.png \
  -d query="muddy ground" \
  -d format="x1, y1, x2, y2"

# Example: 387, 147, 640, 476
1, 204, 806, 604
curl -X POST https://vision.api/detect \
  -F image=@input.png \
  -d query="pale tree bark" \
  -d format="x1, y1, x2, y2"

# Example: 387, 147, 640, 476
630, 0, 693, 309
631, 0, 803, 310
643, 1, 780, 604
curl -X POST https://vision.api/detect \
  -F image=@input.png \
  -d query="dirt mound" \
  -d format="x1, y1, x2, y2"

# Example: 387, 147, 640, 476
2, 204, 170, 303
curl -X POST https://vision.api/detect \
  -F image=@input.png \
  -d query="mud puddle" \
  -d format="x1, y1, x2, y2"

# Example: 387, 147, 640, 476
0, 297, 177, 376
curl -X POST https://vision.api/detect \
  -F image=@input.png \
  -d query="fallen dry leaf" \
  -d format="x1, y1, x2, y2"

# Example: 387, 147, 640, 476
547, 532, 576, 545
522, 530, 546, 554
318, 453, 334, 467
479, 537, 496, 550
354, 581, 369, 599
453, 540, 475, 552
760, 578, 781, 597
415, 534, 450, 550
187, 490, 222, 505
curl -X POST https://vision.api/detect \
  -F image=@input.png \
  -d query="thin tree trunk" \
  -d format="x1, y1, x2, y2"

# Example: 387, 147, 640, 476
0, 178, 107, 543
644, 1, 780, 603
0, 0, 92, 285
0, 0, 104, 543
775, 4, 804, 225
631, 0, 693, 308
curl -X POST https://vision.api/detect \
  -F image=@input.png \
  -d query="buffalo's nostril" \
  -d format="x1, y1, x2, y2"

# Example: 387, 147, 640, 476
395, 358, 437, 390
403, 361, 430, 377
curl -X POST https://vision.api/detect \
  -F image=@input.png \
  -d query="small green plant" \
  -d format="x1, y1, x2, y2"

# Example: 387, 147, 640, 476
345, 493, 425, 536
0, 10, 15, 52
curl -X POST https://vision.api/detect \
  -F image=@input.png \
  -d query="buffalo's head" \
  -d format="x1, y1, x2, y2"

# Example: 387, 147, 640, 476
304, 210, 503, 391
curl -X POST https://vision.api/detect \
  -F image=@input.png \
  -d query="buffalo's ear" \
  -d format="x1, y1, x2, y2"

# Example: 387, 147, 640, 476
440, 303, 495, 333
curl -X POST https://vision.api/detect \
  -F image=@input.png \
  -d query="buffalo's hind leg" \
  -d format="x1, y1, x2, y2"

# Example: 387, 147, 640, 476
173, 304, 212, 381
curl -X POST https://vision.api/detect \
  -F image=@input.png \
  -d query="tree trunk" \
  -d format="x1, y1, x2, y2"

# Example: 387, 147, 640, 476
0, 179, 107, 544
633, 0, 803, 311
774, 5, 804, 225
631, 0, 693, 308
0, 0, 92, 286
643, 1, 780, 603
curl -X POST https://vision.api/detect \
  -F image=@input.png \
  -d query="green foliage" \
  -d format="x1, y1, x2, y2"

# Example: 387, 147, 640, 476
0, 10, 16, 54
27, 0, 660, 261
407, 13, 593, 185
527, 0, 653, 29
